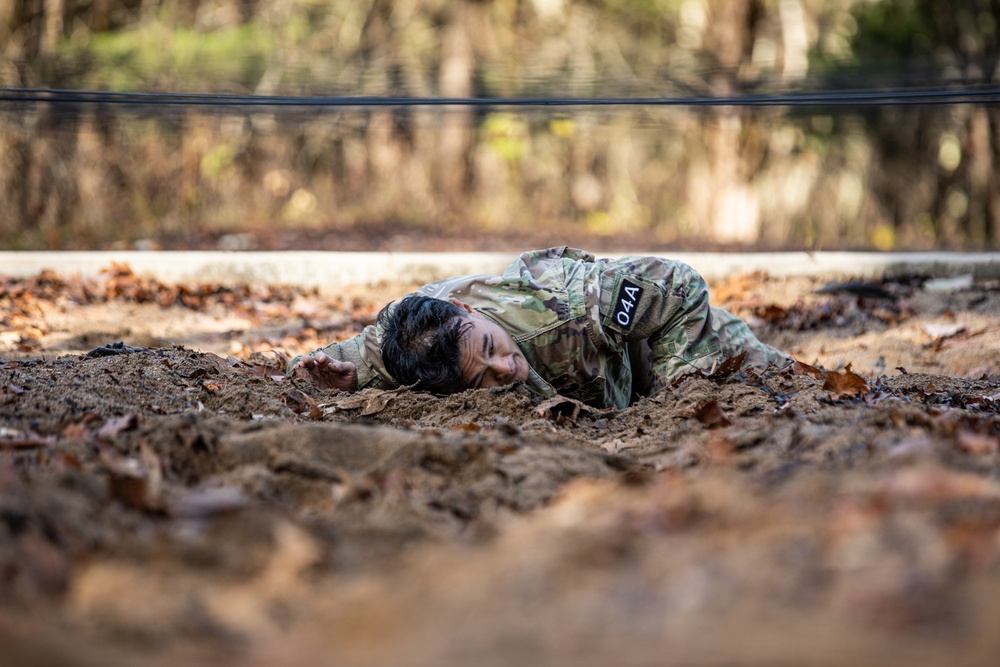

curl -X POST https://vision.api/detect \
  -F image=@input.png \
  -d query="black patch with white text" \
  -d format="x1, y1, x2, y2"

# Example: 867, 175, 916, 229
611, 278, 644, 332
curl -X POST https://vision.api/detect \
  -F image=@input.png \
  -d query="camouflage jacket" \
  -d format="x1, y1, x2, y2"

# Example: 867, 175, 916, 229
293, 247, 790, 409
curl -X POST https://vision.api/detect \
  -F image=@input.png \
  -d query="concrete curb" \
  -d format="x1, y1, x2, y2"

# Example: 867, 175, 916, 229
1, 251, 999, 288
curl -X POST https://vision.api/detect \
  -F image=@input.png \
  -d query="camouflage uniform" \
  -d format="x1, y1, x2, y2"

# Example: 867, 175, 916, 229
292, 247, 790, 409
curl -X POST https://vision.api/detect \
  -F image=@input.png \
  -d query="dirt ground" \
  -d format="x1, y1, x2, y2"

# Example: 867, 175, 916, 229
2, 263, 1000, 666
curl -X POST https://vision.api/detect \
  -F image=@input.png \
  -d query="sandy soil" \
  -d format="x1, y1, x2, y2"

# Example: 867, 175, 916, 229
1, 265, 999, 666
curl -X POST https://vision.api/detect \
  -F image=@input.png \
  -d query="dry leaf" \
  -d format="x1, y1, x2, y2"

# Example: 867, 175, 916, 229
693, 400, 731, 429
822, 364, 870, 399
284, 388, 323, 419
61, 413, 99, 439
706, 351, 747, 379
534, 395, 596, 422
100, 448, 149, 510
359, 391, 400, 416
451, 423, 481, 432
793, 360, 826, 379
320, 386, 408, 417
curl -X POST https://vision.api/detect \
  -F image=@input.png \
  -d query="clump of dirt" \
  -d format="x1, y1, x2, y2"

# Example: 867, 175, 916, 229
1, 269, 1000, 666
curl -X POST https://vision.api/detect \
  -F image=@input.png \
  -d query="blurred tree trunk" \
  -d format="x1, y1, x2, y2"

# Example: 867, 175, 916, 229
435, 1, 475, 209
699, 0, 764, 244
41, 0, 64, 56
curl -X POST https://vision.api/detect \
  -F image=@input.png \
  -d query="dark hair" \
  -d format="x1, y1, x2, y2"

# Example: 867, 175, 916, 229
378, 296, 471, 394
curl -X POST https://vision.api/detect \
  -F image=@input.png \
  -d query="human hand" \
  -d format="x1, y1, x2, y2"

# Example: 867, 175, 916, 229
291, 351, 359, 391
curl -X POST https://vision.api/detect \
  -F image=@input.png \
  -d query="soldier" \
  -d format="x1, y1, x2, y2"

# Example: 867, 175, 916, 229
289, 247, 790, 409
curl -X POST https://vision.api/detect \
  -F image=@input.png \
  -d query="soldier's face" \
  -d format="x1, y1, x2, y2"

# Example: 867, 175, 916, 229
452, 302, 530, 390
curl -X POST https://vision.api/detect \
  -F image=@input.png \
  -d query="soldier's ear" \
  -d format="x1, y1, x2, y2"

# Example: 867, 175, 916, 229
449, 299, 475, 315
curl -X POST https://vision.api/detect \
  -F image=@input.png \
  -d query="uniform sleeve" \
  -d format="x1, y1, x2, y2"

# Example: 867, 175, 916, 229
286, 326, 399, 391
595, 256, 790, 391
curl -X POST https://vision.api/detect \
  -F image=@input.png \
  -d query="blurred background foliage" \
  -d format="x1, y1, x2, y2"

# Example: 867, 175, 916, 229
0, 0, 998, 251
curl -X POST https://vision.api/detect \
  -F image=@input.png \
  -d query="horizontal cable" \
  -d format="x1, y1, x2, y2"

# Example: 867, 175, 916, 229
1, 86, 999, 108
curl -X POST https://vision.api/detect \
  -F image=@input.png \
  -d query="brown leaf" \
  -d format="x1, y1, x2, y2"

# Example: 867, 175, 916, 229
100, 442, 164, 511
693, 400, 731, 429
100, 449, 147, 509
284, 388, 323, 419
359, 391, 399, 416
451, 423, 481, 432
320, 387, 408, 417
61, 413, 99, 440
706, 351, 747, 379
793, 360, 826, 379
822, 364, 870, 399
534, 395, 596, 422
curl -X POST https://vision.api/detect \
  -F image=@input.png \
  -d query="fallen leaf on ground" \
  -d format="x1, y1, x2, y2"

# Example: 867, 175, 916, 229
99, 448, 150, 510
451, 423, 481, 432
284, 388, 323, 419
534, 395, 598, 423
793, 360, 826, 379
822, 364, 870, 399
693, 400, 731, 429
61, 413, 99, 439
706, 351, 747, 380
320, 386, 409, 417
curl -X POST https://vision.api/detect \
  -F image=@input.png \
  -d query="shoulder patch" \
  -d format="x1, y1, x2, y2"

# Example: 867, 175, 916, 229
611, 278, 644, 331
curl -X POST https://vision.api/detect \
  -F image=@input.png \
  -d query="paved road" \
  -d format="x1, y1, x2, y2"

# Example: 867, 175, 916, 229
2, 251, 999, 287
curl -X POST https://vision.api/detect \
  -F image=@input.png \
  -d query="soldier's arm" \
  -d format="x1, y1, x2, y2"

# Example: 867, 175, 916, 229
286, 327, 398, 392
596, 256, 789, 390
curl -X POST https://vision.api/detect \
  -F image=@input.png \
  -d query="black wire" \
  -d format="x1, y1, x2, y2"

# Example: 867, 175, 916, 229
1, 85, 999, 108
